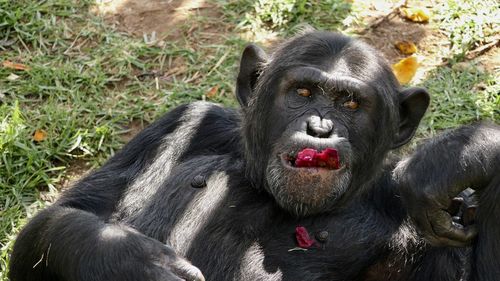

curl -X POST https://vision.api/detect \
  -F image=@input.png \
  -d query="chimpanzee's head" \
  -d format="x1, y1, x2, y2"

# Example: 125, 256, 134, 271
236, 31, 429, 216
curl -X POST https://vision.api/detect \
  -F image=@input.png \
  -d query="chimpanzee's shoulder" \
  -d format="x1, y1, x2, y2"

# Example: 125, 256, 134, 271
157, 101, 241, 125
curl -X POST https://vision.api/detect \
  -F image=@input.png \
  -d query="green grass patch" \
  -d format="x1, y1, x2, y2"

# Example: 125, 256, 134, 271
417, 66, 499, 137
232, 0, 353, 36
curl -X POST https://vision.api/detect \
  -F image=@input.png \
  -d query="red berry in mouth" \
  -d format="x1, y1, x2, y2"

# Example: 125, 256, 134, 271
294, 148, 340, 169
295, 148, 318, 167
316, 148, 339, 169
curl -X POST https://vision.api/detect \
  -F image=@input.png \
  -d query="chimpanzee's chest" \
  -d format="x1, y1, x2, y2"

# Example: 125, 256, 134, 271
131, 155, 407, 281
179, 201, 403, 281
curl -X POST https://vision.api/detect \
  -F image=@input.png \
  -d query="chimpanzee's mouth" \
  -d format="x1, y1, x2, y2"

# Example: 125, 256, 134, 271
281, 148, 341, 170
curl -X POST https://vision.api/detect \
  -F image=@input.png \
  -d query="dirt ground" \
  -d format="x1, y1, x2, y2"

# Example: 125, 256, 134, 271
357, 2, 498, 82
93, 0, 226, 40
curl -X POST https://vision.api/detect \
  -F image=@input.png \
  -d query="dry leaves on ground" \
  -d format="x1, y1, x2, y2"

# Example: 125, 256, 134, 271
395, 41, 418, 55
400, 7, 430, 23
3, 60, 31, 71
392, 56, 419, 84
33, 130, 47, 142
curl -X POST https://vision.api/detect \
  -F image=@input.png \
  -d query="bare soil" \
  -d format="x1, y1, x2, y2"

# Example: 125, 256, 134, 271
93, 0, 225, 40
40, 159, 92, 202
121, 119, 147, 143
356, 1, 497, 82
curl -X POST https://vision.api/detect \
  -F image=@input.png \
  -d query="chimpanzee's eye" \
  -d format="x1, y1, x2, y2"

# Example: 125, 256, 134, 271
343, 100, 359, 110
297, 88, 312, 97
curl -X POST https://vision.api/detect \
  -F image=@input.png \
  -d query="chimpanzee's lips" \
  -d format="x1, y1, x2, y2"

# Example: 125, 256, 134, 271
282, 148, 340, 170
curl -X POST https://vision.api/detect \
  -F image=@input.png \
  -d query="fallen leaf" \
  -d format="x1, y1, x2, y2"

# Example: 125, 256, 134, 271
33, 129, 47, 142
7, 73, 20, 81
395, 41, 418, 55
206, 85, 219, 99
3, 60, 31, 71
392, 56, 419, 84
400, 7, 430, 23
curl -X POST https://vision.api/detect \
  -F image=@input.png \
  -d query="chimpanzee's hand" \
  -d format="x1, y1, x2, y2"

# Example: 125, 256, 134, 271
128, 243, 205, 281
395, 178, 478, 247
393, 123, 499, 247
81, 226, 205, 281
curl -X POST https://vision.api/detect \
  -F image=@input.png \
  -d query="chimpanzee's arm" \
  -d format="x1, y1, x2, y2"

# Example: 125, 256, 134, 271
393, 122, 500, 281
9, 205, 204, 281
407, 247, 469, 281
9, 104, 210, 281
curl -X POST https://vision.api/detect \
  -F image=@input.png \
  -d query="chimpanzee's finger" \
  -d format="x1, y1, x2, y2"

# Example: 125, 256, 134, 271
427, 209, 477, 247
172, 258, 205, 281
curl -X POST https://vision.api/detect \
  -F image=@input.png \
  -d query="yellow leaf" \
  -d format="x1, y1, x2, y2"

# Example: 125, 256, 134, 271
392, 56, 419, 84
206, 85, 219, 99
33, 129, 47, 142
400, 7, 430, 23
395, 41, 418, 55
3, 60, 31, 71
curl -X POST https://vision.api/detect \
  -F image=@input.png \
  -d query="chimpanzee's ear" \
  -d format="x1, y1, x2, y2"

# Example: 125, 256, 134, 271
392, 87, 430, 149
236, 44, 268, 108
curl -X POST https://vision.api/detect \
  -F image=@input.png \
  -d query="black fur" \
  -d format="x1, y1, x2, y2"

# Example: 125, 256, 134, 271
9, 32, 500, 281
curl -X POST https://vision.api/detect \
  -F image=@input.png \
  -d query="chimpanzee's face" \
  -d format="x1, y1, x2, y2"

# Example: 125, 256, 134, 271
239, 32, 428, 216
263, 63, 388, 215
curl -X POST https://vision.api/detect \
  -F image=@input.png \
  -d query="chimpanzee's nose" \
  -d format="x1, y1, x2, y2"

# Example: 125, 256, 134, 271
306, 116, 333, 138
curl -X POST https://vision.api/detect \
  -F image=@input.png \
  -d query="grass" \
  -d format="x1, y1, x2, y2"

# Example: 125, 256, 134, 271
433, 0, 499, 62
418, 66, 499, 136
0, 0, 498, 278
232, 0, 354, 37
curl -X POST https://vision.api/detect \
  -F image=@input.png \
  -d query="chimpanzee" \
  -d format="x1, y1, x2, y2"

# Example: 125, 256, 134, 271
9, 31, 500, 281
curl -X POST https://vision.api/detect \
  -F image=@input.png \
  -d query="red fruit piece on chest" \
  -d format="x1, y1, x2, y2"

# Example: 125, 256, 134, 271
295, 226, 316, 248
